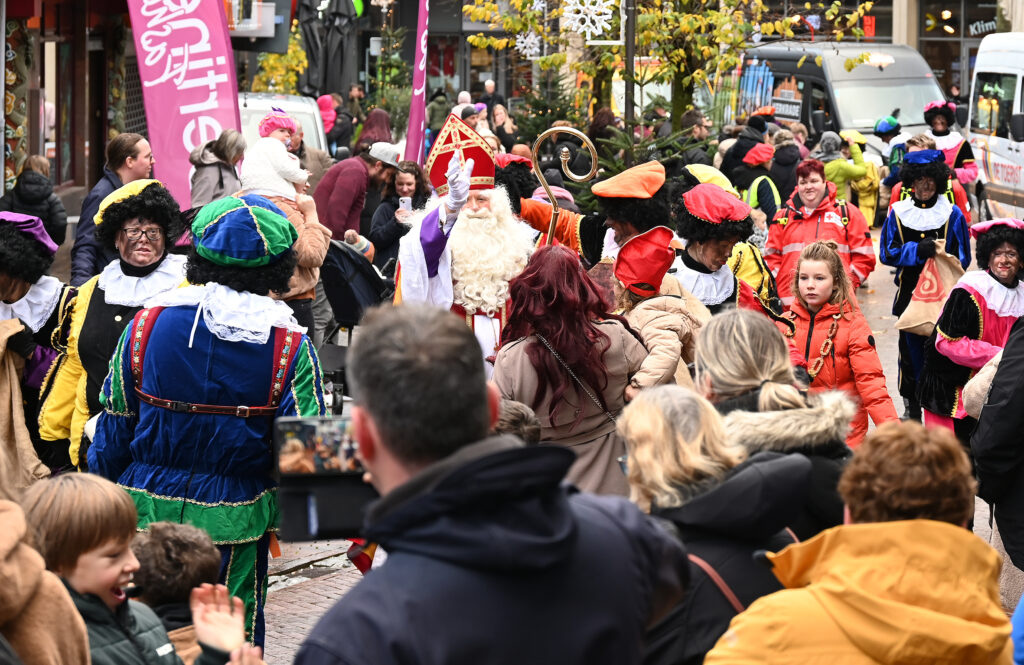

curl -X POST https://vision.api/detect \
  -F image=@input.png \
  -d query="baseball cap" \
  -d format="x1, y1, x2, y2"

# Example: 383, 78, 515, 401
367, 142, 407, 172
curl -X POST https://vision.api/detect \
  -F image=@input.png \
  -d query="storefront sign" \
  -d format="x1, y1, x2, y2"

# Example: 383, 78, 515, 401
404, 0, 429, 164
127, 0, 240, 206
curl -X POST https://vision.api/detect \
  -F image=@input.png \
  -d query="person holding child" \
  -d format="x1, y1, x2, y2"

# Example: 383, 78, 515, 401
88, 195, 329, 647
779, 241, 897, 447
614, 225, 702, 396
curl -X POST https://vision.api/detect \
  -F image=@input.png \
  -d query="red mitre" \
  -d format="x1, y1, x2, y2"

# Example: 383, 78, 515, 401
425, 114, 496, 196
614, 226, 675, 297
681, 183, 751, 224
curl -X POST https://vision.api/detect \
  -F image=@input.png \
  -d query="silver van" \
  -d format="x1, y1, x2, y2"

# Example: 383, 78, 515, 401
963, 32, 1024, 221
238, 92, 329, 152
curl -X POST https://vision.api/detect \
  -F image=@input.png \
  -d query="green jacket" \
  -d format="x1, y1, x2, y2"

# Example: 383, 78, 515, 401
824, 142, 868, 198
66, 583, 228, 665
426, 97, 449, 133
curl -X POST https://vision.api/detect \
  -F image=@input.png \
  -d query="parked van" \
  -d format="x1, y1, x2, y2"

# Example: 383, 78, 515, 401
963, 32, 1024, 221
238, 92, 329, 153
731, 41, 945, 156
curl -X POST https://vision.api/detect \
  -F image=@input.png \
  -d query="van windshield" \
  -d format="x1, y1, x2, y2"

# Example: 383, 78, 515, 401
831, 78, 945, 129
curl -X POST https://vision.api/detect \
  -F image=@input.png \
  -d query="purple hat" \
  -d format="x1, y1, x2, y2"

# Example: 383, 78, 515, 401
474, 102, 487, 113
0, 211, 57, 256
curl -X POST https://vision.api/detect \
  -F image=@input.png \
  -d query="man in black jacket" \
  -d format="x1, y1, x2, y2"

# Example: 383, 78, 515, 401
972, 315, 1024, 569
295, 304, 688, 665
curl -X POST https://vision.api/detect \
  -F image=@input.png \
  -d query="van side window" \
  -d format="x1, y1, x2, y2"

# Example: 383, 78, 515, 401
810, 83, 832, 126
972, 72, 1018, 139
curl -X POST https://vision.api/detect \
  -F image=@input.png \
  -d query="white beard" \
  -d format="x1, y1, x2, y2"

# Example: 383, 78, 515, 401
448, 204, 535, 317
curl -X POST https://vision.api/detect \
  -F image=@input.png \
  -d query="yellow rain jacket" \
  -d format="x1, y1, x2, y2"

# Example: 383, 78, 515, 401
706, 520, 1012, 664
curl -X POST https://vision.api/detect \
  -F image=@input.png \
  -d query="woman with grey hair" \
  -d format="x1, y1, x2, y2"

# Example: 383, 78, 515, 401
189, 128, 246, 207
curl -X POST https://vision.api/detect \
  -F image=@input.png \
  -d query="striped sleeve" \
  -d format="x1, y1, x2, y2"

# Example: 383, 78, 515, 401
279, 335, 329, 417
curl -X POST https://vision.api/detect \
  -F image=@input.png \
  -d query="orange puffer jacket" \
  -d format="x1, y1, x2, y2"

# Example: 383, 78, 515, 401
777, 300, 897, 447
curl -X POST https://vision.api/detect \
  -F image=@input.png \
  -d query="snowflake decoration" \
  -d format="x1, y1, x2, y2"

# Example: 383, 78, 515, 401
515, 31, 543, 58
530, 0, 546, 12
562, 0, 614, 40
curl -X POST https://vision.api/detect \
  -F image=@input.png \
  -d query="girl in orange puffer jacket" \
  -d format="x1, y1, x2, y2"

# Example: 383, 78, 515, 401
777, 241, 898, 446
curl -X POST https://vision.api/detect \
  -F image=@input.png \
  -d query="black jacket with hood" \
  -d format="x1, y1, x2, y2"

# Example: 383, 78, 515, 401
720, 125, 766, 177
644, 451, 813, 665
770, 140, 802, 202
0, 170, 68, 246
295, 436, 689, 665
716, 390, 855, 541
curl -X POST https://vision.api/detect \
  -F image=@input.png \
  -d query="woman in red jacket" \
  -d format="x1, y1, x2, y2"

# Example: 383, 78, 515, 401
766, 159, 876, 308
778, 241, 898, 446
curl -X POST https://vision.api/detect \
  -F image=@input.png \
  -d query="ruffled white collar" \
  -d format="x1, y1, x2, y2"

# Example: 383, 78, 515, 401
97, 254, 187, 306
144, 282, 305, 344
926, 130, 965, 153
675, 262, 735, 306
0, 275, 63, 332
891, 196, 953, 232
957, 269, 1024, 318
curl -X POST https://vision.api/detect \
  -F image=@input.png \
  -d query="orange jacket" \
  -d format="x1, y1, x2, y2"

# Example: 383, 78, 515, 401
766, 182, 876, 307
778, 301, 897, 447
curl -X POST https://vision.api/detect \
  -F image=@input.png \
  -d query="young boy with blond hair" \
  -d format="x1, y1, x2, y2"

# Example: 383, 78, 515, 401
20, 474, 251, 665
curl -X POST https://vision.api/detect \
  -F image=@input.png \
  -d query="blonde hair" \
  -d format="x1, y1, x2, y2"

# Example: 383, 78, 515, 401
791, 240, 853, 317
22, 154, 50, 177
695, 309, 805, 411
21, 474, 138, 573
906, 133, 936, 150
619, 385, 745, 512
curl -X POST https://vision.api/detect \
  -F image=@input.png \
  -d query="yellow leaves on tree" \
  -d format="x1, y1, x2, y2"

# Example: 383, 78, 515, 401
252, 20, 308, 94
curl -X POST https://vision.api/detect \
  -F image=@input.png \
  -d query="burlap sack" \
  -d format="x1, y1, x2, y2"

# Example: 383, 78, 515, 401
895, 240, 965, 336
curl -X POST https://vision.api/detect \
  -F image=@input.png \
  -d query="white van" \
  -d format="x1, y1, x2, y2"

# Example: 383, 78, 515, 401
963, 33, 1024, 221
238, 92, 330, 154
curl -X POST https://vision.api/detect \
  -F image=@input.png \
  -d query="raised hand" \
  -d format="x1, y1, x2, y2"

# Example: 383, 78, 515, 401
191, 583, 246, 653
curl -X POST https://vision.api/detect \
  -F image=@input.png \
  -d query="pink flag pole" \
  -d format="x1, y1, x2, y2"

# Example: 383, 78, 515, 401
403, 0, 429, 165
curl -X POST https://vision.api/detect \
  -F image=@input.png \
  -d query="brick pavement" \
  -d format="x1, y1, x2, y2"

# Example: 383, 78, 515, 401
264, 540, 365, 664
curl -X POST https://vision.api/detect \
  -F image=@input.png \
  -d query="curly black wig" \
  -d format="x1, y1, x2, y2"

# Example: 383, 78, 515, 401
901, 158, 950, 191
924, 104, 955, 128
495, 162, 540, 215
976, 225, 1024, 270
596, 188, 670, 234
94, 182, 183, 251
673, 200, 753, 244
0, 223, 55, 283
185, 248, 297, 297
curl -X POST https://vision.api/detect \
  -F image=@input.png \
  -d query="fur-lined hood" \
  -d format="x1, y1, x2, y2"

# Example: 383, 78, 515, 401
724, 390, 856, 453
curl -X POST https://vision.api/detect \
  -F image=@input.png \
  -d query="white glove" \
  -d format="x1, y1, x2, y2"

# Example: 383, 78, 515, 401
446, 153, 475, 213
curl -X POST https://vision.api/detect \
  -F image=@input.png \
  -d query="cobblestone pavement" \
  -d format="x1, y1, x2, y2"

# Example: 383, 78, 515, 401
263, 540, 363, 664
259, 230, 1008, 662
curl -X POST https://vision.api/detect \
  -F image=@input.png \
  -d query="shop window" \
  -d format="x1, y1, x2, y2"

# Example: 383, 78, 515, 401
972, 72, 1017, 139
965, 2, 1000, 39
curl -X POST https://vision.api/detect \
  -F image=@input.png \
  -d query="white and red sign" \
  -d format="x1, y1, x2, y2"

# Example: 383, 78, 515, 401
128, 0, 241, 206
404, 0, 429, 165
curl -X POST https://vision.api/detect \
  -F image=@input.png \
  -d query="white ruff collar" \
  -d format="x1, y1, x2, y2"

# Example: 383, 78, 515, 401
891, 196, 953, 232
676, 262, 735, 306
927, 130, 964, 153
144, 282, 305, 344
0, 275, 63, 332
97, 254, 186, 307
957, 269, 1024, 318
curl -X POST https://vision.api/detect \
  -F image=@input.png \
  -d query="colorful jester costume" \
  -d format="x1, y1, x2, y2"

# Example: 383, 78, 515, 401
88, 195, 328, 647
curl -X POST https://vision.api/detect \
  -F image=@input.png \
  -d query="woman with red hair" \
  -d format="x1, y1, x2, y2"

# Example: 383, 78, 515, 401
493, 245, 647, 496
765, 158, 876, 307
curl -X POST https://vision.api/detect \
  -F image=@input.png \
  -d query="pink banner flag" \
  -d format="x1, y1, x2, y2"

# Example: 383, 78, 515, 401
403, 0, 429, 165
127, 0, 241, 207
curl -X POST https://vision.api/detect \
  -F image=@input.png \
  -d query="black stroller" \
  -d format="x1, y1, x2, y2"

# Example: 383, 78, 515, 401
318, 240, 393, 411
